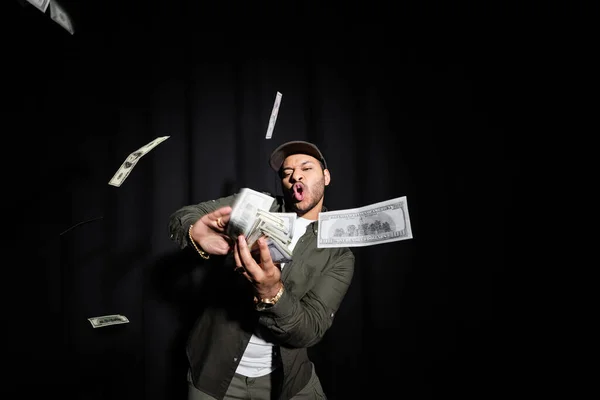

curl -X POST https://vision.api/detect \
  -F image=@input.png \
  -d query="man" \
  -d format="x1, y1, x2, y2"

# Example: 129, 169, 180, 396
168, 140, 355, 400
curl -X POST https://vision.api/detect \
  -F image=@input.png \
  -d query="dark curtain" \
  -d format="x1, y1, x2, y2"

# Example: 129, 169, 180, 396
5, 1, 524, 399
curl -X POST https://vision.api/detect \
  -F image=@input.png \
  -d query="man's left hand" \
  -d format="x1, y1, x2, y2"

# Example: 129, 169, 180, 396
233, 235, 282, 299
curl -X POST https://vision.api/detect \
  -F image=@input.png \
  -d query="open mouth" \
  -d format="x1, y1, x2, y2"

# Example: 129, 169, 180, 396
292, 183, 305, 201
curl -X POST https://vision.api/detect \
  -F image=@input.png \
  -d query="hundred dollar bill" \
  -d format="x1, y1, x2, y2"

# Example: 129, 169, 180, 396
26, 0, 50, 13
271, 212, 297, 239
88, 314, 130, 328
265, 91, 282, 139
108, 136, 170, 187
49, 0, 74, 35
317, 196, 413, 248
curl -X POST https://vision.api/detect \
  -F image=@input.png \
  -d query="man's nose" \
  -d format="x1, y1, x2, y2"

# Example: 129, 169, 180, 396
291, 171, 304, 182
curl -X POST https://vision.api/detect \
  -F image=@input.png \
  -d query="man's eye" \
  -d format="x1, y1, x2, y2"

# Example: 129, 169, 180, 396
303, 168, 312, 171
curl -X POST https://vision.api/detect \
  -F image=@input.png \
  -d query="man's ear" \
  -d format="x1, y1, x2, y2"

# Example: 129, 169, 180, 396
324, 169, 331, 186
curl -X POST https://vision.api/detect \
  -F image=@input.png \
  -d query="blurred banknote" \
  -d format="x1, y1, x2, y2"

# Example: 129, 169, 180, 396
108, 136, 170, 187
26, 0, 50, 13
317, 196, 413, 248
88, 314, 130, 328
49, 0, 74, 35
227, 188, 276, 237
265, 91, 282, 139
228, 188, 295, 263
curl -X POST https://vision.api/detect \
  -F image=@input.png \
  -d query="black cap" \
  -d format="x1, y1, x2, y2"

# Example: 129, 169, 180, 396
269, 140, 328, 172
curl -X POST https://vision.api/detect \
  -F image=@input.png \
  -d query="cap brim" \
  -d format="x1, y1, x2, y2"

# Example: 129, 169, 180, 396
269, 141, 327, 171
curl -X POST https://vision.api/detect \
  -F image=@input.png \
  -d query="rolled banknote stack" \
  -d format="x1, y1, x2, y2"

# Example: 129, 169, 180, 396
246, 209, 296, 263
227, 188, 296, 263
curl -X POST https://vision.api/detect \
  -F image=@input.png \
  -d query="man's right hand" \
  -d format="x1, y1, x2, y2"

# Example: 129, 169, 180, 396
190, 206, 233, 255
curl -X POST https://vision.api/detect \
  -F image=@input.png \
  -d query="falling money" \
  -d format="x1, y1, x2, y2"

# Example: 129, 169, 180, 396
265, 91, 282, 139
49, 0, 74, 35
25, 0, 50, 13
108, 136, 170, 187
317, 196, 413, 248
87, 314, 130, 328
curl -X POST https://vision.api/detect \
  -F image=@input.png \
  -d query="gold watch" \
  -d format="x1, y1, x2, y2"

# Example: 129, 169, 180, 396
254, 284, 285, 311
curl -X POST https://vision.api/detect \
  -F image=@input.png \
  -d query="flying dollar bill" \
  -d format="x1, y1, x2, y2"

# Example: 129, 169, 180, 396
265, 91, 282, 139
49, 0, 74, 35
108, 136, 170, 187
87, 314, 130, 328
317, 196, 413, 248
26, 0, 50, 13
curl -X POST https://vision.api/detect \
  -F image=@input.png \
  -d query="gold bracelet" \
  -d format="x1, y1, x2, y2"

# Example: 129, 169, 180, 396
189, 225, 210, 260
254, 282, 285, 305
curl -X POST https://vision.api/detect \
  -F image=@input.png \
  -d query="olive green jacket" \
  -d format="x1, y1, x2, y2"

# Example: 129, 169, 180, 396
168, 193, 355, 400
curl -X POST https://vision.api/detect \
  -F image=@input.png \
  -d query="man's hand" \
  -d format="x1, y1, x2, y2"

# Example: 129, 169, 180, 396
233, 235, 282, 299
190, 206, 233, 255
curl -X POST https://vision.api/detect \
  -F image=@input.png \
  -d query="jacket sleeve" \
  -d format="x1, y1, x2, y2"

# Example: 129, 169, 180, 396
168, 194, 238, 249
257, 249, 355, 348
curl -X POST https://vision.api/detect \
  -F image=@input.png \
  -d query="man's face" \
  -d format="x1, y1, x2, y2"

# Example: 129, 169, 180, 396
280, 153, 330, 217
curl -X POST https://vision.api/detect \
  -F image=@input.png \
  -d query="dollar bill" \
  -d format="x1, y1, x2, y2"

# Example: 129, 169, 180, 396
271, 212, 297, 239
108, 155, 140, 188
88, 314, 130, 328
247, 221, 287, 250
26, 0, 50, 13
317, 196, 413, 248
265, 92, 282, 139
108, 136, 170, 187
49, 1, 74, 35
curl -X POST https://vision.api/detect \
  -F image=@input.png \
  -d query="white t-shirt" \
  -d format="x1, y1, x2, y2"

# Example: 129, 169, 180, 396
235, 217, 313, 377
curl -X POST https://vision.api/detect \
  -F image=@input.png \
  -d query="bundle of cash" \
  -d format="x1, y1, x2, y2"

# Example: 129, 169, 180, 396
246, 209, 296, 263
227, 188, 296, 263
